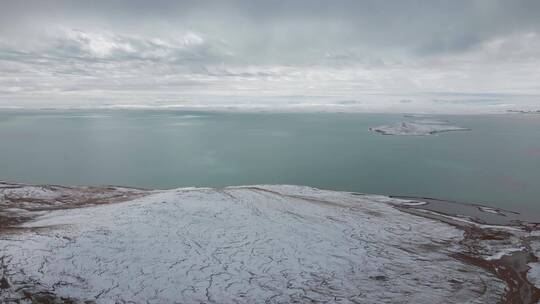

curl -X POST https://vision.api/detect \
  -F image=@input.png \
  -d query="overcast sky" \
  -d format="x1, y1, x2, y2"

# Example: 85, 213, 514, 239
1, 0, 540, 112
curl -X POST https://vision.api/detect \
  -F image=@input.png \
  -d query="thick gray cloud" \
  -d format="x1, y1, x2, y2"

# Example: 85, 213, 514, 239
1, 0, 539, 111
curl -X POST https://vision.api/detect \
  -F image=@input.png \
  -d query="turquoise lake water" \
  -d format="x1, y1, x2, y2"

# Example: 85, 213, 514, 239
1, 110, 539, 217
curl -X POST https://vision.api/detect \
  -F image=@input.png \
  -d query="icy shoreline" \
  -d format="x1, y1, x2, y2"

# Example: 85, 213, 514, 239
1, 182, 539, 303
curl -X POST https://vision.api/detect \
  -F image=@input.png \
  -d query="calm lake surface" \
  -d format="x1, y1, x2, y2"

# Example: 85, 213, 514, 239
1, 110, 539, 217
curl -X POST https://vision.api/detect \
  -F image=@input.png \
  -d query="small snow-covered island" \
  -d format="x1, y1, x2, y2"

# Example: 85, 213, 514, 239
1, 181, 539, 303
370, 119, 470, 136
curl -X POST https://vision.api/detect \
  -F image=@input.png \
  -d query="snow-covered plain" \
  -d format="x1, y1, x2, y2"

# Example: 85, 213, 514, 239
0, 184, 513, 303
370, 120, 469, 136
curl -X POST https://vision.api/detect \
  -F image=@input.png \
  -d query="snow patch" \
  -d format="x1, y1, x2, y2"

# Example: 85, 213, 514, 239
527, 240, 540, 288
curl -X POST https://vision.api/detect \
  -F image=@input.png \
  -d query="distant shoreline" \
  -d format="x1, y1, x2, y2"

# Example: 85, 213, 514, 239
0, 106, 535, 115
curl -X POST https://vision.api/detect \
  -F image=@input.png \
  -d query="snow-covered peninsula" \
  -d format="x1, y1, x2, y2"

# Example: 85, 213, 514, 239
1, 182, 539, 303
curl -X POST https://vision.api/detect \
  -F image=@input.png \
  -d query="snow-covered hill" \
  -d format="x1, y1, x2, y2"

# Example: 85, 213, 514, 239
0, 183, 538, 303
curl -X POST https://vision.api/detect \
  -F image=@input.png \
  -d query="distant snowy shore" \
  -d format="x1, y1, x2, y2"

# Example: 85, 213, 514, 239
507, 109, 540, 114
1, 182, 539, 303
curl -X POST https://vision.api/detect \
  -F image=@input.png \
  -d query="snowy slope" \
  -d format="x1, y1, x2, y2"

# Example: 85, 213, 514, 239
0, 185, 508, 303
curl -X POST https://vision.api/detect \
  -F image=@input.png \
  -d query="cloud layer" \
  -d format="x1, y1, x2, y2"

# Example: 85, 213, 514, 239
1, 0, 539, 112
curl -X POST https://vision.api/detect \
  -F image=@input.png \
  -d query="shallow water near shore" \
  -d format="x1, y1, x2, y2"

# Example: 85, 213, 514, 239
1, 110, 539, 220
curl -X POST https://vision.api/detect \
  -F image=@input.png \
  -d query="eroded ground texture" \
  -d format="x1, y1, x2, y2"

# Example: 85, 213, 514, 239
0, 182, 539, 303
